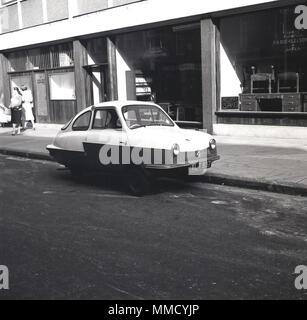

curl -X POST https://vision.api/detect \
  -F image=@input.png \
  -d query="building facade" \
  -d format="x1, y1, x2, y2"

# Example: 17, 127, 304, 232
0, 0, 306, 135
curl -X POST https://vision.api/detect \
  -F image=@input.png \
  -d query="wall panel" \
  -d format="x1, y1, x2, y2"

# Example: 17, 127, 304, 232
0, 4, 19, 33
49, 100, 77, 123
21, 0, 43, 28
75, 0, 141, 16
46, 0, 69, 22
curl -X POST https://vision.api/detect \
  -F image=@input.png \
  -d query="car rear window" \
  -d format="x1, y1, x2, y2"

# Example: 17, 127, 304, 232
72, 111, 92, 131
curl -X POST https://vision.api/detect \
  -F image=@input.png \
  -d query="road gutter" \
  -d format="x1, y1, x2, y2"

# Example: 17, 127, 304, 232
1, 147, 306, 197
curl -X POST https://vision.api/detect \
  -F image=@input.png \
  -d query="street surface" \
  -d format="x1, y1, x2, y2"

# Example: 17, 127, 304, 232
0, 154, 307, 300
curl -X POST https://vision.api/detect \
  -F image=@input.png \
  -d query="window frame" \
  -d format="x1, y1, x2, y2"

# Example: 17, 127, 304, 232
0, 0, 17, 7
121, 104, 175, 129
92, 107, 123, 131
72, 110, 92, 131
48, 71, 76, 101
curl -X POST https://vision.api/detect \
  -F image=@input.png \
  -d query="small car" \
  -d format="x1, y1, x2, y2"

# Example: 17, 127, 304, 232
47, 101, 220, 195
0, 104, 11, 126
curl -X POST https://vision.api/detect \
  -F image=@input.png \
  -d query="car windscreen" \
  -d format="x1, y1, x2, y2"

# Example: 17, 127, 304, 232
122, 105, 174, 130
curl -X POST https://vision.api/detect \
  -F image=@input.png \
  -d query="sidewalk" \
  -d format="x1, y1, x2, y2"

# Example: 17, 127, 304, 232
1, 124, 307, 196
208, 136, 307, 196
0, 124, 61, 160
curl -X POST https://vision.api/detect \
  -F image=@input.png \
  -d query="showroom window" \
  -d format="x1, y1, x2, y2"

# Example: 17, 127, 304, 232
49, 72, 76, 100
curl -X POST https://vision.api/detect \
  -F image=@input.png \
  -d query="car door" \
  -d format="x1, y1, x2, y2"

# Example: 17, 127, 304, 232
84, 108, 128, 166
57, 110, 92, 152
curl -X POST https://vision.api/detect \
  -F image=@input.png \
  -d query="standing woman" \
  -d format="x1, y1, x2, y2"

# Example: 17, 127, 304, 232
21, 85, 35, 130
9, 87, 23, 135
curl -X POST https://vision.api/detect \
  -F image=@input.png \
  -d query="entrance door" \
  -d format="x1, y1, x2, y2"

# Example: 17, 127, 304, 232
10, 74, 32, 94
10, 73, 36, 121
34, 72, 49, 123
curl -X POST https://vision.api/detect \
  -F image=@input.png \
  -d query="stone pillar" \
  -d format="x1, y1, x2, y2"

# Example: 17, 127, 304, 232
0, 53, 10, 107
73, 40, 91, 112
106, 37, 118, 101
201, 19, 221, 134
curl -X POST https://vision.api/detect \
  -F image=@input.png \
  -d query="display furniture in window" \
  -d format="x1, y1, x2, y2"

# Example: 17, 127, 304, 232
251, 65, 275, 94
277, 72, 300, 93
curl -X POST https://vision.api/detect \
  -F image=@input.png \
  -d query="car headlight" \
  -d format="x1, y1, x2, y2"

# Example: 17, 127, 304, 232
209, 139, 216, 150
172, 143, 180, 156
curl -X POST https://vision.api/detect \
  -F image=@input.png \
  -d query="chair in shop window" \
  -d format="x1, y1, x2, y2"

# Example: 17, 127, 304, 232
277, 72, 300, 93
250, 65, 275, 94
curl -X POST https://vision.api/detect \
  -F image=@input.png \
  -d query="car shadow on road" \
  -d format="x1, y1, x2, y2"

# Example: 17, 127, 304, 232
52, 167, 201, 197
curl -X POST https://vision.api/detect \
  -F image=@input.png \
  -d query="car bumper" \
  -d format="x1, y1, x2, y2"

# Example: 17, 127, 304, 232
47, 143, 220, 175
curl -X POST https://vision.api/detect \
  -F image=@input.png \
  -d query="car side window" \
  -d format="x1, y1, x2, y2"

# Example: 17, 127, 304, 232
72, 111, 91, 131
93, 109, 122, 130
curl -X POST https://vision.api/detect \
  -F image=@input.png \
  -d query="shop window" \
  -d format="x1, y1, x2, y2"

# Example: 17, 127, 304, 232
52, 44, 74, 68
8, 43, 73, 72
49, 72, 76, 100
72, 111, 91, 131
114, 25, 202, 123
220, 6, 307, 114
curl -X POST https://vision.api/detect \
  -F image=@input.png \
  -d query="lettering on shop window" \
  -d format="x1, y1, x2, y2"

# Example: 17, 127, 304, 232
295, 5, 307, 30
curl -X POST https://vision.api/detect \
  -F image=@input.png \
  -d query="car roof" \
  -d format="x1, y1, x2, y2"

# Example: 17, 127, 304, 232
89, 100, 158, 111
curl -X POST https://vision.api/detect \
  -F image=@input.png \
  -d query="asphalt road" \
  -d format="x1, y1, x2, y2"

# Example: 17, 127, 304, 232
0, 155, 307, 300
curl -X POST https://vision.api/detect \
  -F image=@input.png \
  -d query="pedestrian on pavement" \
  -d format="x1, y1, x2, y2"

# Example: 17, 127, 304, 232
9, 87, 23, 135
21, 85, 35, 131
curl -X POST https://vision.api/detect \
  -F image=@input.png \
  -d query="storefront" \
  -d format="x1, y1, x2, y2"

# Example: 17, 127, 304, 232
82, 25, 203, 126
6, 43, 76, 123
110, 24, 202, 124
217, 3, 307, 127
2, 22, 203, 125
1, 0, 307, 133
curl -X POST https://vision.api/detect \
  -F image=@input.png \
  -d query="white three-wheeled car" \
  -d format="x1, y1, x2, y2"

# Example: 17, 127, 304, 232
47, 101, 220, 195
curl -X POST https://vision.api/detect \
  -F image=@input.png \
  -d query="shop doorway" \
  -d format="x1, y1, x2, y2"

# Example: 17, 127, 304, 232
10, 73, 36, 120
34, 72, 49, 122
88, 66, 107, 105
114, 24, 203, 125
10, 70, 77, 124
10, 72, 50, 123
